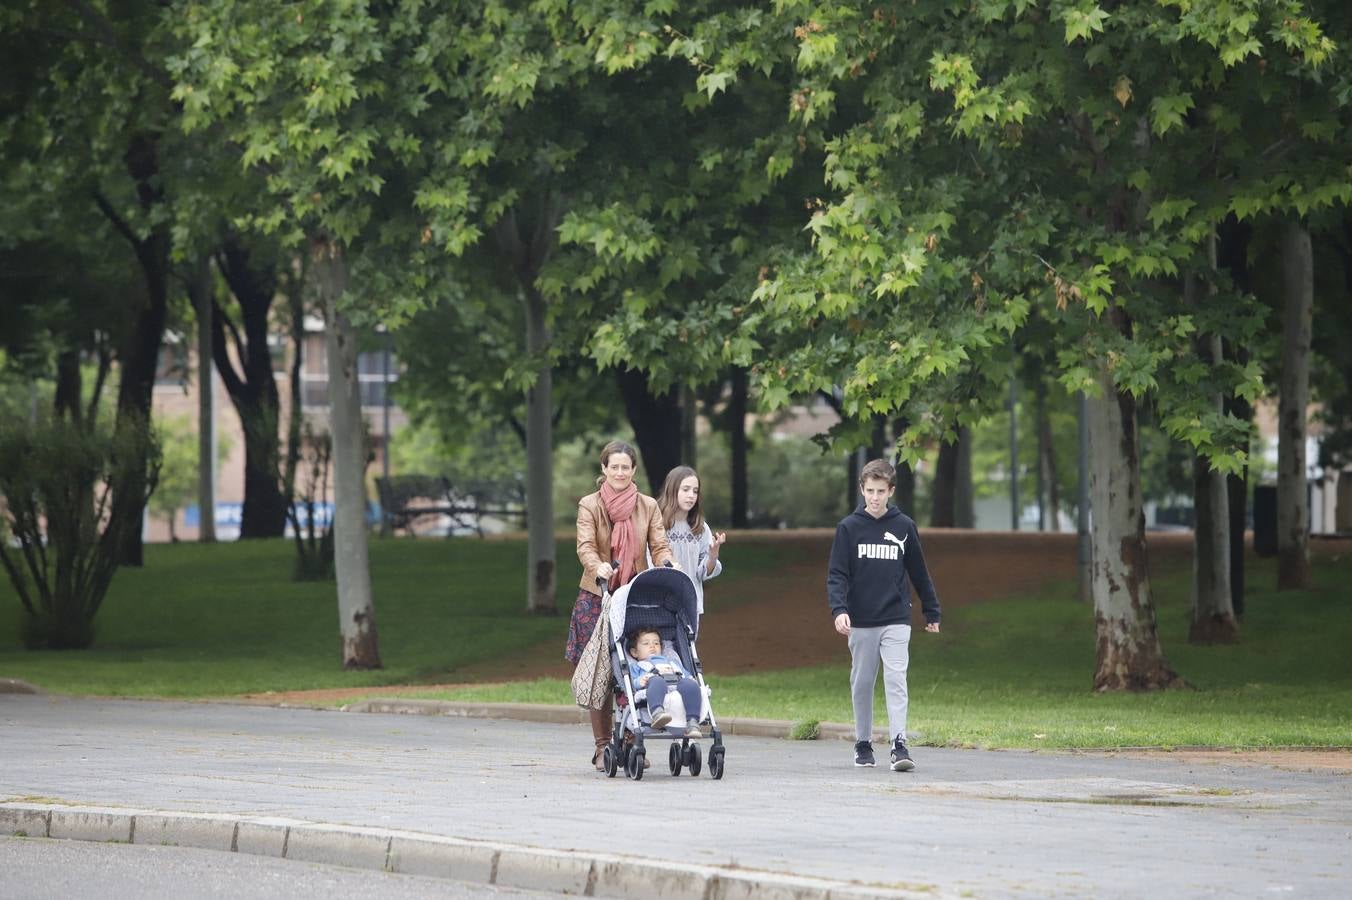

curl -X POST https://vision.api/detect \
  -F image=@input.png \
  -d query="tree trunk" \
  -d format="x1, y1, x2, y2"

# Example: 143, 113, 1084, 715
896, 461, 916, 517
1217, 218, 1252, 616
1191, 445, 1238, 643
313, 238, 381, 670
1039, 402, 1061, 532
1190, 325, 1238, 644
1087, 345, 1182, 691
955, 425, 974, 528
728, 366, 749, 528
1225, 382, 1251, 618
1008, 374, 1020, 530
213, 238, 288, 539
54, 349, 83, 427
681, 384, 698, 469
846, 450, 860, 515
616, 366, 682, 495
931, 440, 958, 527
493, 199, 562, 615
110, 277, 167, 566
103, 136, 171, 568
1076, 391, 1092, 602
1035, 377, 1047, 530
1189, 245, 1237, 644
1277, 221, 1313, 589
891, 417, 916, 515
524, 284, 556, 614
282, 268, 306, 507
191, 260, 217, 542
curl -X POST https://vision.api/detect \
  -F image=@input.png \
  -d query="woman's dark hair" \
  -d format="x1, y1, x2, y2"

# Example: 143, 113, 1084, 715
657, 465, 704, 534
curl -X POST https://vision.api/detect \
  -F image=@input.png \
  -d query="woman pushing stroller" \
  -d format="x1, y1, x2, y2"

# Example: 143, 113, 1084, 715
566, 440, 675, 771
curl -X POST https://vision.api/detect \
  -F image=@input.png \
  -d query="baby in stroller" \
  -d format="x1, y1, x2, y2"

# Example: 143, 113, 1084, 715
627, 628, 703, 737
601, 565, 727, 779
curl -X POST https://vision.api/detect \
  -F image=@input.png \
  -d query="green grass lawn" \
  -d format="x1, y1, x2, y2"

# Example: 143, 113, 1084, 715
3, 535, 1350, 750
389, 548, 1352, 750
0, 536, 788, 697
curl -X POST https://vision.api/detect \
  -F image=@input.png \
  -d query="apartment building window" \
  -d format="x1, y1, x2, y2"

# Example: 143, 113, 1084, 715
299, 332, 398, 409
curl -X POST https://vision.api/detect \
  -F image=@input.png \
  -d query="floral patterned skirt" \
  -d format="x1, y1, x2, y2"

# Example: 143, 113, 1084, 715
564, 589, 603, 665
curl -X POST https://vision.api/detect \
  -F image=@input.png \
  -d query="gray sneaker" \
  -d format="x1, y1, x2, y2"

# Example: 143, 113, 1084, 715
650, 707, 672, 729
890, 737, 915, 771
854, 741, 875, 767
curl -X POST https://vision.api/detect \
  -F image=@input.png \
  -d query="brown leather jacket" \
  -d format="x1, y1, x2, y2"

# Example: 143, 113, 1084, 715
576, 490, 673, 594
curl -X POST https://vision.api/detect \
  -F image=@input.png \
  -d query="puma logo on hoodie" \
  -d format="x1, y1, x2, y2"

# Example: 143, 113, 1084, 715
857, 531, 906, 559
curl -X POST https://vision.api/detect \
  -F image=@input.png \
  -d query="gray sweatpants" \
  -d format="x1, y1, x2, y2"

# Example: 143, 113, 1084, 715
847, 623, 911, 743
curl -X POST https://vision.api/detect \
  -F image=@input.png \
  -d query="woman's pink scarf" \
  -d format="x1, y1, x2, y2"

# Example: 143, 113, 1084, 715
599, 481, 639, 589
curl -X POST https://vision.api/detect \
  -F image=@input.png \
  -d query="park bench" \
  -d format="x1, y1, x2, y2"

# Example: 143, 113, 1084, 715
375, 474, 526, 537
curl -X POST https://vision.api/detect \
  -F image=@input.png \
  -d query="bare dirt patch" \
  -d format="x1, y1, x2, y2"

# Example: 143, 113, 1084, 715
250, 530, 1199, 703
1108, 748, 1352, 774
247, 533, 1351, 707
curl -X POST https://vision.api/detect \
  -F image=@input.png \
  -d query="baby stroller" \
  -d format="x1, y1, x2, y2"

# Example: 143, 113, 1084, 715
599, 565, 726, 781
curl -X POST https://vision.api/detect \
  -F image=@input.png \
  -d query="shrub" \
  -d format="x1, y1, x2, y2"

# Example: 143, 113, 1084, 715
287, 421, 335, 581
0, 416, 160, 649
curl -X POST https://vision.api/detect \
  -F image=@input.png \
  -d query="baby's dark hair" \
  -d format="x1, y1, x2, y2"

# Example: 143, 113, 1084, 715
627, 627, 661, 652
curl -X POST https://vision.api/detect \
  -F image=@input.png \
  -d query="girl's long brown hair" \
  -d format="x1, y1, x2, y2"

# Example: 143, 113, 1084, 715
657, 465, 704, 534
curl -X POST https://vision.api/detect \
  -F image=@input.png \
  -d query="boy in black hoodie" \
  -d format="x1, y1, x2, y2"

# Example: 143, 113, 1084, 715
827, 459, 941, 771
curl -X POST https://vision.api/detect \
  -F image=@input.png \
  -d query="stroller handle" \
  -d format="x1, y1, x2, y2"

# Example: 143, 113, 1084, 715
595, 559, 620, 592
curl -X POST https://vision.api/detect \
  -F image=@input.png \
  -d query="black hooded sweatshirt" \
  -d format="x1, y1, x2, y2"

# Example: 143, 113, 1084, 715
826, 504, 941, 628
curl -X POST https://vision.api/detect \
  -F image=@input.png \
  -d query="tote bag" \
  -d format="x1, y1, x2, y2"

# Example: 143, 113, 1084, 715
570, 597, 613, 710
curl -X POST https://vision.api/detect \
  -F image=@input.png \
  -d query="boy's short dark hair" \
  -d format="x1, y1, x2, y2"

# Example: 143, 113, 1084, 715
628, 627, 661, 652
859, 458, 896, 487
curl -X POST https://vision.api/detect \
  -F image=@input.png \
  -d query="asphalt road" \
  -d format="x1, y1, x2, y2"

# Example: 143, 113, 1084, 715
3, 695, 1350, 898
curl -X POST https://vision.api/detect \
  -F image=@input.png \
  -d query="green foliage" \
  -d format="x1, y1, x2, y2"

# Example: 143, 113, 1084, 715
643, 0, 1349, 479
0, 416, 161, 649
789, 718, 821, 741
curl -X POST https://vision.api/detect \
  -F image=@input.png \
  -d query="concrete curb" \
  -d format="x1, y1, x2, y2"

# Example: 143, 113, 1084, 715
339, 699, 903, 743
0, 802, 933, 899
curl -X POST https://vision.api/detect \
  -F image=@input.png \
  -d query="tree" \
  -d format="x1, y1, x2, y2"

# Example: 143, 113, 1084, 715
168, 0, 612, 654
0, 2, 185, 566
211, 236, 292, 539
644, 0, 1343, 689
1277, 223, 1314, 588
1189, 241, 1238, 643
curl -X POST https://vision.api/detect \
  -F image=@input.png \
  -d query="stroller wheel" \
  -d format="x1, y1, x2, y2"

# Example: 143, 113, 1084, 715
686, 742, 702, 777
603, 744, 619, 778
709, 747, 725, 780
626, 749, 646, 781
668, 742, 682, 776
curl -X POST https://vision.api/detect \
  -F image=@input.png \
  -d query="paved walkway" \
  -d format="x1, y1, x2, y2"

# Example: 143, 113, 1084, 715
3, 694, 1350, 898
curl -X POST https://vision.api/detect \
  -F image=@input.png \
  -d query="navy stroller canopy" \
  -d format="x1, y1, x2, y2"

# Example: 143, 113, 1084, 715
608, 566, 700, 647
